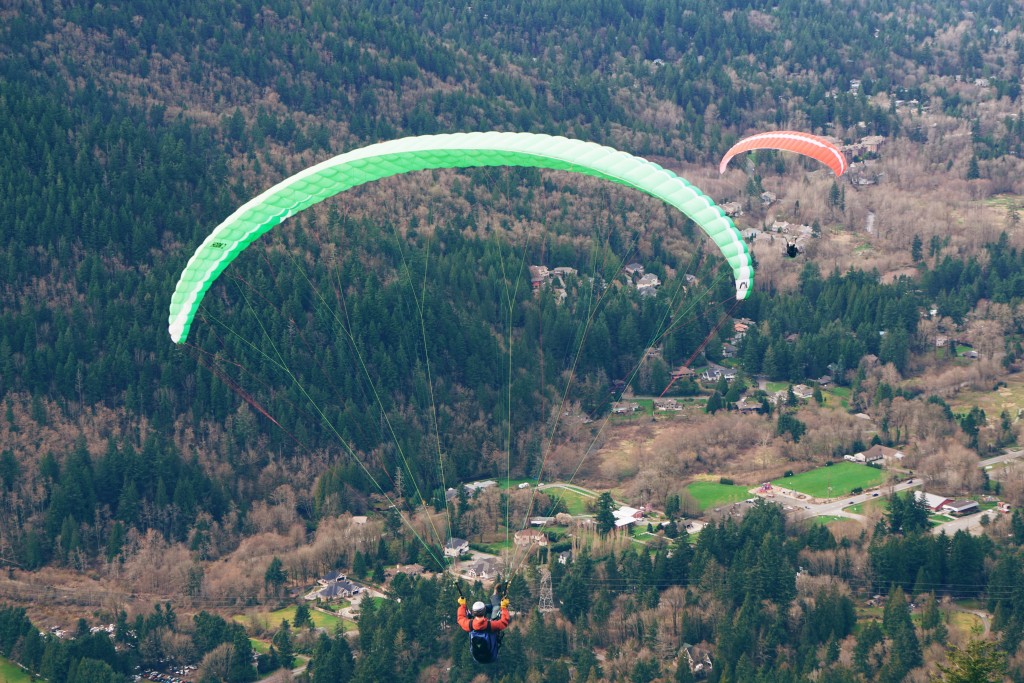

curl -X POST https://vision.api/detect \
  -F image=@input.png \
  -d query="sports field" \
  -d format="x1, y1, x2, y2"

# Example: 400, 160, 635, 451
774, 462, 885, 498
684, 481, 752, 510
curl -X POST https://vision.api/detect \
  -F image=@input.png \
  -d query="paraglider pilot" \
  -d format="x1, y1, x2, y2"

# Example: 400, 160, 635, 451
458, 591, 510, 663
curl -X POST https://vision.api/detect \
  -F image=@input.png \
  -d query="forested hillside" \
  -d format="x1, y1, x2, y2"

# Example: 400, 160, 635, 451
7, 0, 1024, 681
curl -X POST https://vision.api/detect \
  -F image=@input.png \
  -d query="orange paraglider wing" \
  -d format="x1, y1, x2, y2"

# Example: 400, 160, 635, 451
719, 131, 847, 176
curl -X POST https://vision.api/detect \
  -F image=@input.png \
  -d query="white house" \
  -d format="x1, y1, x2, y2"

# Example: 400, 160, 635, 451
444, 538, 470, 557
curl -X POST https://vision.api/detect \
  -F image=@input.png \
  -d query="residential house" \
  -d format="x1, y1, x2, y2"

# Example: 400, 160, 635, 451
530, 516, 555, 527
319, 579, 361, 600
845, 444, 894, 463
653, 398, 682, 412
942, 500, 980, 516
722, 343, 738, 358
761, 191, 777, 207
388, 564, 426, 579
319, 571, 346, 585
721, 201, 743, 216
529, 265, 549, 289
700, 364, 735, 383
736, 397, 762, 413
611, 401, 640, 414
846, 444, 903, 464
514, 529, 549, 547
444, 538, 470, 557
552, 266, 578, 278
791, 384, 814, 400
636, 273, 661, 296
624, 263, 645, 277
468, 558, 500, 580
557, 550, 572, 565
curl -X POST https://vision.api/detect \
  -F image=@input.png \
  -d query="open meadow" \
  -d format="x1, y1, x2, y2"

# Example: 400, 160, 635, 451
948, 373, 1024, 417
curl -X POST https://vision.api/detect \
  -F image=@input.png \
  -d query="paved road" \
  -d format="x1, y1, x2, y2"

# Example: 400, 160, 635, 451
979, 449, 1024, 469
764, 478, 919, 522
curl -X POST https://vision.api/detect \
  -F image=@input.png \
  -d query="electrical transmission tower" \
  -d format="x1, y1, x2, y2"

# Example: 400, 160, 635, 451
538, 567, 555, 612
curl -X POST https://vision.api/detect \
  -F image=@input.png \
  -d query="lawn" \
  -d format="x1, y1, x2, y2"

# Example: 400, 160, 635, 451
539, 485, 594, 515
684, 481, 752, 511
825, 386, 851, 409
949, 611, 984, 637
234, 604, 349, 632
774, 462, 885, 499
497, 478, 537, 490
0, 656, 30, 683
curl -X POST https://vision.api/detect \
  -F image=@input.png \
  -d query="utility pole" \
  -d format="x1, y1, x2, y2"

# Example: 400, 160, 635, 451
538, 567, 555, 612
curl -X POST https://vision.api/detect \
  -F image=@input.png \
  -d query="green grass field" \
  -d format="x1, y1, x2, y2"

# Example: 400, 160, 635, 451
541, 485, 594, 515
0, 656, 31, 683
684, 481, 752, 511
234, 604, 350, 632
774, 462, 885, 499
497, 478, 537, 490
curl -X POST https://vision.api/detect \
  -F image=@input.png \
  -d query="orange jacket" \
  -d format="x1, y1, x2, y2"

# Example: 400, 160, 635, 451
457, 604, 510, 632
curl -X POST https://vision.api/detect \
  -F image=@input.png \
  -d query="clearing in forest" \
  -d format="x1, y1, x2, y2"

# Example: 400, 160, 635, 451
948, 374, 1024, 418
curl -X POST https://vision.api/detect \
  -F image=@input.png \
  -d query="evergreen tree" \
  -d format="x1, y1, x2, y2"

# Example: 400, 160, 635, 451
228, 628, 257, 683
272, 620, 294, 670
264, 556, 287, 598
596, 493, 616, 535
967, 154, 981, 180
934, 639, 1006, 683
293, 603, 314, 630
911, 234, 923, 262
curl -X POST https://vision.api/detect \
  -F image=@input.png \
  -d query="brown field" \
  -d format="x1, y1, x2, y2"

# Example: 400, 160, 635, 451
948, 373, 1024, 417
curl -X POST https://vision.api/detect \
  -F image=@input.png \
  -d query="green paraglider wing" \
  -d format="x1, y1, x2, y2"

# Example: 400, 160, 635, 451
169, 132, 753, 343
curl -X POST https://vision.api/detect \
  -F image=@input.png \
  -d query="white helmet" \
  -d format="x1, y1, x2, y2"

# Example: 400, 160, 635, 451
471, 601, 487, 616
